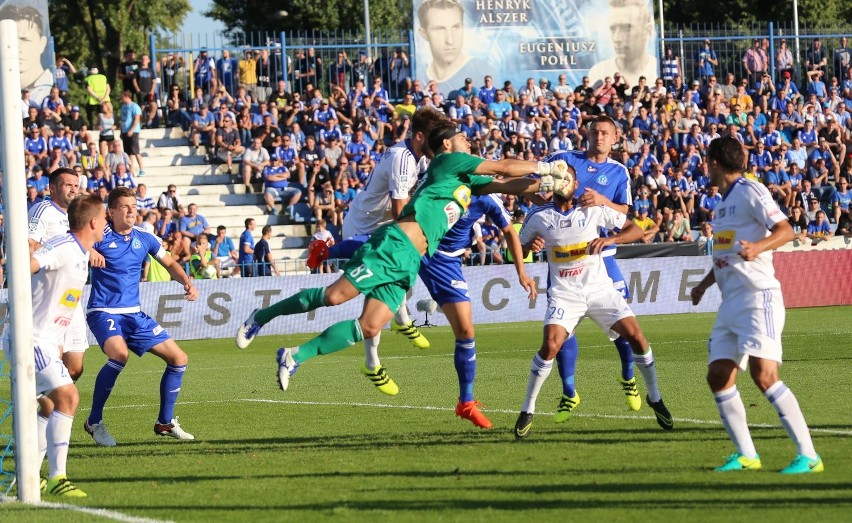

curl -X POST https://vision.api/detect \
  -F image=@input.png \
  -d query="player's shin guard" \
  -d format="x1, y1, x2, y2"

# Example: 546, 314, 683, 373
88, 359, 125, 425
159, 364, 187, 425
46, 411, 74, 479
522, 354, 553, 413
38, 414, 49, 468
765, 381, 818, 459
555, 336, 578, 398
633, 348, 661, 402
454, 338, 476, 403
293, 319, 364, 363
255, 287, 325, 326
364, 331, 382, 370
714, 386, 758, 458
613, 337, 635, 381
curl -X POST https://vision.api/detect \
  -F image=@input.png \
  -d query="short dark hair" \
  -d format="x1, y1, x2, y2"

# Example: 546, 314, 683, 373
707, 136, 746, 173
107, 187, 136, 209
68, 194, 104, 230
49, 167, 78, 187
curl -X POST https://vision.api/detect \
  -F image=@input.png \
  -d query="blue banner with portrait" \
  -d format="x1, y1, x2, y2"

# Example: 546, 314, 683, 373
413, 0, 658, 96
0, 0, 53, 105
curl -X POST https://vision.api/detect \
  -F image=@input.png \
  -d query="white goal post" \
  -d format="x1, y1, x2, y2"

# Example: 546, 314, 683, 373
0, 19, 40, 503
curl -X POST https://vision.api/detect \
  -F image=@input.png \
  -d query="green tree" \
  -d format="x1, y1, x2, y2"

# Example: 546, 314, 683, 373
660, 0, 852, 26
205, 0, 409, 37
48, 0, 190, 86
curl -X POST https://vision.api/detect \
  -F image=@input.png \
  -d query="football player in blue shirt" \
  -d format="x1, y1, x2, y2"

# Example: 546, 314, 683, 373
83, 187, 199, 446
545, 115, 672, 430
420, 193, 537, 429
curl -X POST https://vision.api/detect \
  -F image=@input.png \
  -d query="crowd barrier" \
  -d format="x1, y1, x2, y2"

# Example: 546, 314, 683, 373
4, 251, 847, 343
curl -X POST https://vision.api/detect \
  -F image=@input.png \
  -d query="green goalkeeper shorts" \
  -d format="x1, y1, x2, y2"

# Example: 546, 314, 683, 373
342, 223, 422, 313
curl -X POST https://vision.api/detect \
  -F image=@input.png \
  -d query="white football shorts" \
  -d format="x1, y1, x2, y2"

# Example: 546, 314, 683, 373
708, 288, 785, 370
545, 286, 635, 338
35, 343, 74, 396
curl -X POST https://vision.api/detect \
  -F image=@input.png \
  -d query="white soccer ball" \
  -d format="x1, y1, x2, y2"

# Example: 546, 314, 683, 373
201, 265, 217, 279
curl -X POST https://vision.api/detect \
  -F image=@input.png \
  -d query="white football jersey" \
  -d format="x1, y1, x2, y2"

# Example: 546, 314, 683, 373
31, 233, 90, 348
342, 140, 428, 238
28, 200, 69, 244
711, 177, 786, 301
519, 203, 627, 294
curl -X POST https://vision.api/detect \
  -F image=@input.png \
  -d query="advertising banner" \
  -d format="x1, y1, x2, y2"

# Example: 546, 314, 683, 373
412, 0, 659, 97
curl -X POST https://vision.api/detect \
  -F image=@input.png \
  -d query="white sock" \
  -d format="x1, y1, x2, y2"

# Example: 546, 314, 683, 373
765, 381, 817, 459
364, 331, 382, 370
633, 348, 661, 402
394, 304, 411, 325
47, 410, 74, 479
714, 386, 757, 458
521, 354, 553, 413
37, 414, 49, 469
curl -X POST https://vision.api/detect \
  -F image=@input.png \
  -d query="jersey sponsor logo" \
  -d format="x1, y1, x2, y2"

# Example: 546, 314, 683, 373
551, 242, 588, 262
596, 174, 609, 186
452, 185, 472, 211
58, 288, 82, 308
586, 165, 598, 173
54, 316, 72, 327
714, 230, 735, 250
444, 202, 460, 227
558, 266, 585, 277
132, 239, 142, 249
558, 219, 572, 228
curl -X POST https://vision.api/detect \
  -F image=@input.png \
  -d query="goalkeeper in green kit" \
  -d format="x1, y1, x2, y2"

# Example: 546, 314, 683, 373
236, 122, 573, 393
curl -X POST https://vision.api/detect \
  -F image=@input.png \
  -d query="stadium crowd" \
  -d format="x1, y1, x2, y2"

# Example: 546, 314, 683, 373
10, 35, 852, 280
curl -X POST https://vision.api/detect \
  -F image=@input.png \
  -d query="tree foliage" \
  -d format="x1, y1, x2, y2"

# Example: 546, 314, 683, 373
48, 0, 190, 85
205, 0, 409, 37
661, 0, 852, 27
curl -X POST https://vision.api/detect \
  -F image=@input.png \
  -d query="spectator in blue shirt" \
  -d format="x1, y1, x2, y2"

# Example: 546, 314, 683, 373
178, 203, 210, 252
697, 185, 722, 222
806, 210, 832, 244
238, 218, 255, 277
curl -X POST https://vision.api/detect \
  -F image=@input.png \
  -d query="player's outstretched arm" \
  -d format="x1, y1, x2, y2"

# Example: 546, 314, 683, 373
579, 188, 629, 214
589, 219, 643, 254
502, 224, 536, 300
160, 255, 199, 301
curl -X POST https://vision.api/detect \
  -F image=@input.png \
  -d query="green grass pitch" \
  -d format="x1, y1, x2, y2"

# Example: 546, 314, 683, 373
2, 306, 851, 522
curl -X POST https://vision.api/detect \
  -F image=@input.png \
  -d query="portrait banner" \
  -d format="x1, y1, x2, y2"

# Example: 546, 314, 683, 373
0, 0, 53, 105
413, 0, 658, 97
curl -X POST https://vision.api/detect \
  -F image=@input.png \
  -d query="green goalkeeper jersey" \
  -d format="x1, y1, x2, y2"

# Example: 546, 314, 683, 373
400, 152, 491, 256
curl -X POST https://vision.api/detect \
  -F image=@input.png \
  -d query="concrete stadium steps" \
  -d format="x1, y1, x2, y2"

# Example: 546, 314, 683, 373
130, 127, 315, 266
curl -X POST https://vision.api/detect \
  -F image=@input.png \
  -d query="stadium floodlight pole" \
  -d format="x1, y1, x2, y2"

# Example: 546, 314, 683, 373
364, 0, 372, 59
0, 19, 40, 503
792, 0, 801, 65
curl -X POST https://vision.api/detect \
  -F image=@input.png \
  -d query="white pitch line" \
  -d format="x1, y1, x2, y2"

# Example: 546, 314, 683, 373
76, 396, 852, 436
0, 498, 173, 523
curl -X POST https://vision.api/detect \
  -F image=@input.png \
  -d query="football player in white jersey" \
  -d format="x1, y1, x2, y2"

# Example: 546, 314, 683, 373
513, 170, 672, 439
308, 108, 451, 392
691, 137, 823, 474
27, 194, 106, 496
28, 167, 87, 381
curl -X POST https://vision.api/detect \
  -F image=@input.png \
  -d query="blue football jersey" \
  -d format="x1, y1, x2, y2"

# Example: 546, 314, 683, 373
436, 194, 511, 257
87, 226, 164, 311
546, 150, 631, 253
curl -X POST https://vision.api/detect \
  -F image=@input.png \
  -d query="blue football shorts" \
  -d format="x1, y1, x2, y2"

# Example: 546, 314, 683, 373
87, 311, 171, 356
419, 252, 470, 307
